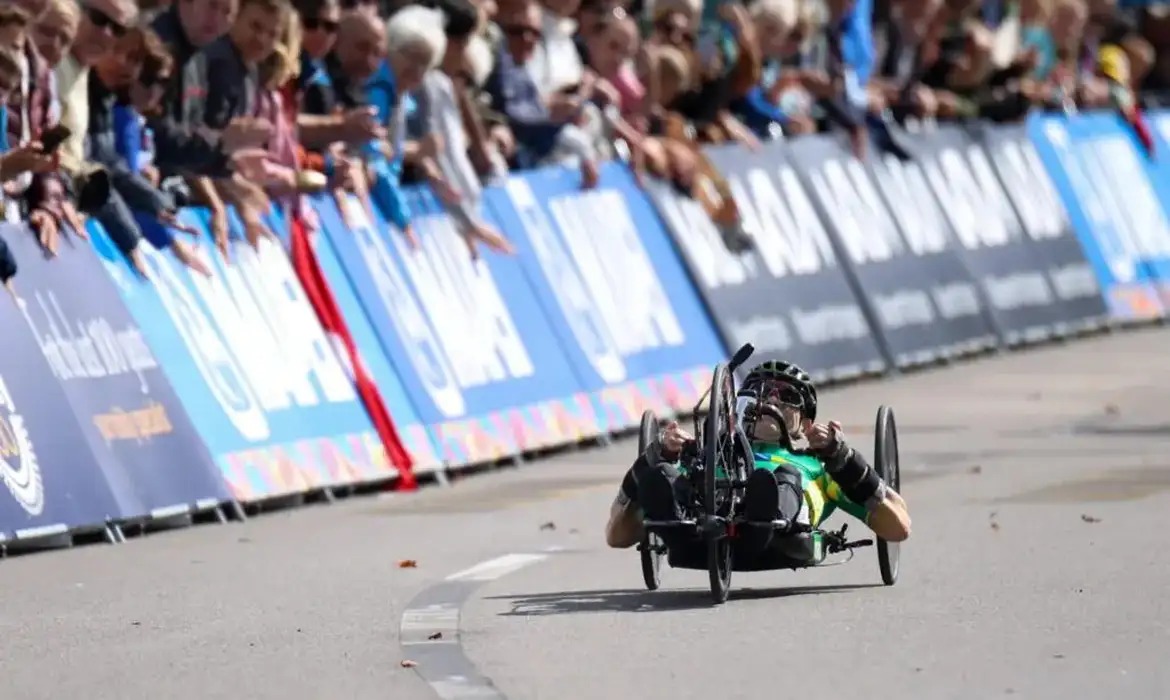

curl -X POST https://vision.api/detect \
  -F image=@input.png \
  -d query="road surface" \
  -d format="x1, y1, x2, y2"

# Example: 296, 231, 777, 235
1, 327, 1168, 700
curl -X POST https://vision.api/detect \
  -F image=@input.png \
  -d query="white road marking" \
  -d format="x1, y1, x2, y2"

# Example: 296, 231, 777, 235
445, 553, 548, 583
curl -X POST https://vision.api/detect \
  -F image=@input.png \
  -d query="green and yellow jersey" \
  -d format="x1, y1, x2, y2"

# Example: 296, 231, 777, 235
750, 443, 868, 527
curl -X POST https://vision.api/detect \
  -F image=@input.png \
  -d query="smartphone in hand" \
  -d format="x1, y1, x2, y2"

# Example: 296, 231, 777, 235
39, 124, 72, 154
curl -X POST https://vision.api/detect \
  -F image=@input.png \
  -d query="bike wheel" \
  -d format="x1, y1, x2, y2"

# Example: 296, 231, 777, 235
640, 533, 664, 591
705, 363, 734, 604
874, 405, 901, 585
638, 410, 659, 456
636, 410, 665, 590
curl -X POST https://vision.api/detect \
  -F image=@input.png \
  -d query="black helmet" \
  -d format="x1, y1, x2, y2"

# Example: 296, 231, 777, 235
741, 360, 818, 421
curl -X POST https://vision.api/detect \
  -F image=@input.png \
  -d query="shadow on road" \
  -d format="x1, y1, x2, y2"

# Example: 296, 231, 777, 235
486, 583, 879, 616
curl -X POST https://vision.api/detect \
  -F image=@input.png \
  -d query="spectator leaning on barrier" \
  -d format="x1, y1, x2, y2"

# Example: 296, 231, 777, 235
88, 25, 212, 277
485, 0, 602, 187
407, 0, 514, 259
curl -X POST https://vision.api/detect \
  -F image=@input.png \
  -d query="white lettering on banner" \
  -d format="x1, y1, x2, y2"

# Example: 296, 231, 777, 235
926, 148, 1010, 249
872, 290, 935, 329
144, 244, 270, 441
232, 240, 356, 406
1041, 121, 1140, 283
650, 184, 758, 290
730, 167, 836, 277
807, 158, 901, 263
394, 211, 536, 391
1050, 263, 1100, 300
551, 189, 686, 354
966, 146, 1024, 239
14, 291, 159, 393
932, 282, 982, 319
504, 179, 625, 382
0, 374, 44, 516
1085, 136, 1170, 260
791, 304, 870, 345
984, 271, 1054, 310
726, 316, 793, 353
876, 156, 947, 255
345, 198, 466, 417
995, 140, 1066, 241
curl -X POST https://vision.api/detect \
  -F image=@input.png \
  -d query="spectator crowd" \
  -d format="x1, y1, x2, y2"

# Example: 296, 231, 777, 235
0, 0, 1166, 289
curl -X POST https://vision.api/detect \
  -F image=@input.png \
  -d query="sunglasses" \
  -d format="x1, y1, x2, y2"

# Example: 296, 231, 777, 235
303, 16, 340, 33
85, 5, 128, 36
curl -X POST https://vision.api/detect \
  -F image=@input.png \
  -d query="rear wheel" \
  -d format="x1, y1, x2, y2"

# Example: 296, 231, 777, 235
705, 364, 735, 604
638, 411, 664, 591
874, 405, 902, 585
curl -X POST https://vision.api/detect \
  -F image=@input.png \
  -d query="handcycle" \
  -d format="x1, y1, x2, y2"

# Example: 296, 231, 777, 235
635, 343, 902, 604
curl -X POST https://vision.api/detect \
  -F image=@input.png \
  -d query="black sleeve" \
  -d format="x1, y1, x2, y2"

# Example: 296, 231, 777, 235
148, 114, 231, 176
620, 463, 639, 504
202, 52, 241, 131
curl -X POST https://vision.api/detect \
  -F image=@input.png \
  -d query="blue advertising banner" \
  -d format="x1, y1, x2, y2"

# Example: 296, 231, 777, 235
977, 124, 1109, 333
314, 192, 601, 467
484, 163, 721, 428
0, 230, 125, 541
916, 126, 1070, 346
652, 143, 887, 383
1027, 113, 1166, 320
91, 211, 386, 503
785, 136, 999, 367
3, 222, 229, 520
275, 201, 444, 473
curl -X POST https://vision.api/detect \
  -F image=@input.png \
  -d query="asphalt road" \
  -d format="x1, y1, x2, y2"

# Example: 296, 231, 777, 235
2, 327, 1170, 700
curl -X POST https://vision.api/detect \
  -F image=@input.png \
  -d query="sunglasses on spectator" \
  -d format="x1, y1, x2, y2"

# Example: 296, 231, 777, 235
303, 17, 340, 33
85, 5, 128, 36
502, 24, 541, 42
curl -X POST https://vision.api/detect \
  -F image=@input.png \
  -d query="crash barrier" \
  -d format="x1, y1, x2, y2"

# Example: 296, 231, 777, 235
0, 110, 1165, 547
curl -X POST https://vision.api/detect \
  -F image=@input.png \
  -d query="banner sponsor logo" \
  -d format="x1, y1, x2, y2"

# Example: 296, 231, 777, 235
346, 198, 535, 420
0, 375, 43, 517
925, 144, 1057, 315
872, 155, 984, 322
505, 179, 685, 384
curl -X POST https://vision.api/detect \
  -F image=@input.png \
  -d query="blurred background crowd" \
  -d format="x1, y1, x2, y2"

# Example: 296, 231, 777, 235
0, 0, 1165, 286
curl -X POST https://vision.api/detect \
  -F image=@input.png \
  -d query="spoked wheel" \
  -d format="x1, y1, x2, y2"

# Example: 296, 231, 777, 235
638, 411, 664, 591
704, 364, 736, 604
874, 405, 902, 585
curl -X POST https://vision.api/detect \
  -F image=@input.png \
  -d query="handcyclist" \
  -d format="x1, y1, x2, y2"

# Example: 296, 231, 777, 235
605, 360, 911, 550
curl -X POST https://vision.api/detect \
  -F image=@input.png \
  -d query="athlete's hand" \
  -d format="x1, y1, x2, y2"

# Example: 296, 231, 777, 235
660, 420, 694, 459
806, 421, 844, 453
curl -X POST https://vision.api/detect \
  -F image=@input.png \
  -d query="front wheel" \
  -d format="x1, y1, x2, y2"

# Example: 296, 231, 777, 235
874, 405, 901, 586
708, 538, 732, 604
640, 533, 664, 591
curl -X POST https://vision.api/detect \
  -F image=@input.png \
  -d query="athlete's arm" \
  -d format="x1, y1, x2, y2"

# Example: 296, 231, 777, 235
809, 421, 911, 542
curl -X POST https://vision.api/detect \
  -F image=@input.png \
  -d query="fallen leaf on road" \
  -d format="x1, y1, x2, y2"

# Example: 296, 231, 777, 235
1081, 514, 1102, 524
130, 621, 141, 627
990, 521, 1001, 532
968, 465, 983, 475
398, 559, 418, 568
428, 632, 443, 640
401, 660, 419, 668
1053, 653, 1065, 659
1104, 403, 1120, 415
540, 522, 556, 531
569, 528, 580, 535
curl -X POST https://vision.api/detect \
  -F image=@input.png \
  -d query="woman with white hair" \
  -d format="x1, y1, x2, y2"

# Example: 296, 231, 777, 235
404, 0, 514, 259
359, 4, 448, 246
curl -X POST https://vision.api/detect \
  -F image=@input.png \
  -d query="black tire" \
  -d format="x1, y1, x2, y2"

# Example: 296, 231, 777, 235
874, 405, 902, 586
640, 533, 664, 591
638, 410, 659, 456
705, 364, 734, 604
638, 410, 664, 591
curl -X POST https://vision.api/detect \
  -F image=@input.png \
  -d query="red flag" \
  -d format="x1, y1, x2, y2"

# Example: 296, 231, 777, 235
288, 210, 417, 491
